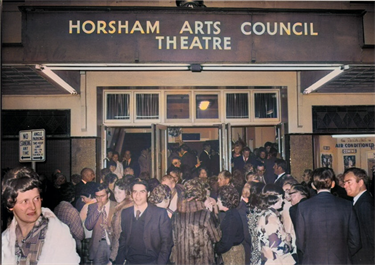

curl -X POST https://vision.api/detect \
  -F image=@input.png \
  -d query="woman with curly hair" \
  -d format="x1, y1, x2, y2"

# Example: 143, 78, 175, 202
256, 184, 295, 265
148, 184, 172, 217
107, 178, 133, 265
215, 185, 245, 265
171, 178, 221, 265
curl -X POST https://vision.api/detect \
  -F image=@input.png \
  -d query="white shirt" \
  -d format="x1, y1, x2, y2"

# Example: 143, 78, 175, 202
353, 190, 366, 205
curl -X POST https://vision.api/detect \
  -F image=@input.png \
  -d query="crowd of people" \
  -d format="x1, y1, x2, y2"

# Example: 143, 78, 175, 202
1, 140, 374, 265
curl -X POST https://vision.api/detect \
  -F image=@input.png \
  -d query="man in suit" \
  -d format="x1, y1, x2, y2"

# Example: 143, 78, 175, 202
343, 167, 374, 264
74, 167, 96, 211
295, 167, 361, 264
85, 183, 116, 265
264, 147, 278, 183
199, 141, 212, 174
273, 158, 296, 187
179, 144, 197, 169
122, 150, 140, 177
115, 179, 173, 265
233, 146, 253, 173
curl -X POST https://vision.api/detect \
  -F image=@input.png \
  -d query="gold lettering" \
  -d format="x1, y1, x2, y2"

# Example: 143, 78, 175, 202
131, 21, 145, 34
97, 20, 107, 34
280, 22, 291, 35
118, 21, 128, 34
292, 22, 302, 35
69, 20, 80, 34
108, 21, 116, 34
189, 36, 203, 49
310, 23, 318, 36
180, 21, 193, 34
82, 20, 95, 34
180, 36, 189, 49
147, 21, 159, 34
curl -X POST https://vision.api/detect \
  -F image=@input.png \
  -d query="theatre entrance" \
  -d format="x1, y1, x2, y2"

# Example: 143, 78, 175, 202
103, 124, 284, 180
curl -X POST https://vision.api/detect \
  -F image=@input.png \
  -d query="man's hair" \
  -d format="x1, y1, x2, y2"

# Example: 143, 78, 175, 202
71, 173, 82, 185
268, 147, 278, 158
95, 183, 110, 194
139, 171, 151, 180
312, 167, 335, 190
183, 178, 207, 201
107, 160, 117, 168
242, 147, 251, 153
264, 142, 273, 148
274, 159, 287, 172
104, 173, 118, 185
179, 144, 190, 152
343, 167, 369, 187
81, 182, 100, 198
131, 178, 150, 192
203, 142, 211, 149
218, 185, 240, 209
59, 182, 76, 202
167, 166, 182, 176
258, 183, 284, 210
2, 167, 41, 209
161, 174, 174, 183
148, 184, 171, 204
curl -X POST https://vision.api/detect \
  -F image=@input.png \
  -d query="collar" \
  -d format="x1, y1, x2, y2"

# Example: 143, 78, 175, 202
134, 203, 148, 218
353, 190, 367, 205
102, 200, 111, 214
317, 189, 331, 193
274, 172, 285, 182
82, 179, 87, 184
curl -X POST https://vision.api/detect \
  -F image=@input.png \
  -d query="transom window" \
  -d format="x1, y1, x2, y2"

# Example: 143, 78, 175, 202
103, 87, 281, 125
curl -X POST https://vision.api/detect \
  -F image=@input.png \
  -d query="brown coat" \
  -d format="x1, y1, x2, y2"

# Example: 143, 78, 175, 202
109, 198, 133, 261
171, 200, 221, 265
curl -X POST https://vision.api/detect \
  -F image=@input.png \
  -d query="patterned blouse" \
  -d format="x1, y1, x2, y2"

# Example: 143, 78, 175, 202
247, 208, 262, 265
256, 208, 295, 265
15, 215, 49, 265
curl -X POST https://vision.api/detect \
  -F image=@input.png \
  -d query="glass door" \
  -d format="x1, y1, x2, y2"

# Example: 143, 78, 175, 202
151, 124, 168, 180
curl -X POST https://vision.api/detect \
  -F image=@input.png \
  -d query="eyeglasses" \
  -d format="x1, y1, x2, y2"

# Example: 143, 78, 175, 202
288, 191, 298, 195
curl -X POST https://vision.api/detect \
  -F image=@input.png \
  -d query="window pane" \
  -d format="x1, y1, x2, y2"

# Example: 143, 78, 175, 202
226, 93, 249, 119
167, 94, 189, 119
136, 94, 159, 119
106, 94, 130, 120
254, 93, 278, 118
196, 95, 218, 119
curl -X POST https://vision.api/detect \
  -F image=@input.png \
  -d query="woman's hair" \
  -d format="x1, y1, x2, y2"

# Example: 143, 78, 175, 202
104, 173, 118, 185
183, 178, 207, 201
114, 178, 131, 196
139, 171, 151, 181
218, 185, 240, 209
2, 167, 41, 209
148, 184, 171, 204
232, 169, 245, 188
147, 178, 160, 193
198, 167, 209, 176
290, 184, 310, 199
248, 181, 265, 208
218, 170, 233, 183
258, 183, 284, 210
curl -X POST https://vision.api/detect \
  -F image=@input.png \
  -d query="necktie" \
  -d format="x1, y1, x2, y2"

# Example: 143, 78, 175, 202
136, 210, 141, 220
102, 206, 107, 238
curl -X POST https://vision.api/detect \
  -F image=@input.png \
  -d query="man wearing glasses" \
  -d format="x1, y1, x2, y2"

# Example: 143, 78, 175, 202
115, 179, 173, 265
85, 184, 116, 265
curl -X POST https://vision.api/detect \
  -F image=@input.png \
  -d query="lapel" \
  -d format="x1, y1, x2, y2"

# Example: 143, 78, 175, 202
125, 206, 135, 246
144, 204, 153, 231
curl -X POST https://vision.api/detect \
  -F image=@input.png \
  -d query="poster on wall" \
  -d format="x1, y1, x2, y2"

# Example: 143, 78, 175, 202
366, 151, 375, 181
321, 154, 333, 168
344, 155, 356, 169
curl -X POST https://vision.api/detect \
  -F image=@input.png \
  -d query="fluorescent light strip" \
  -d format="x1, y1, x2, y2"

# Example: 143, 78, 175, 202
303, 67, 347, 94
332, 134, 375, 138
35, 65, 78, 94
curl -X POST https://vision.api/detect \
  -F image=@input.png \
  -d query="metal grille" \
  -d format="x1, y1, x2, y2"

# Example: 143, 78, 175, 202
313, 105, 375, 133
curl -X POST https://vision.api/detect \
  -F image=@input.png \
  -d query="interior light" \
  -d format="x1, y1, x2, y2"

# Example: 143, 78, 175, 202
332, 134, 375, 138
199, 101, 210, 110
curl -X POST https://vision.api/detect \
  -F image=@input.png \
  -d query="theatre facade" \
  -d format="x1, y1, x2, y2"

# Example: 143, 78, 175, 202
1, 1, 375, 181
